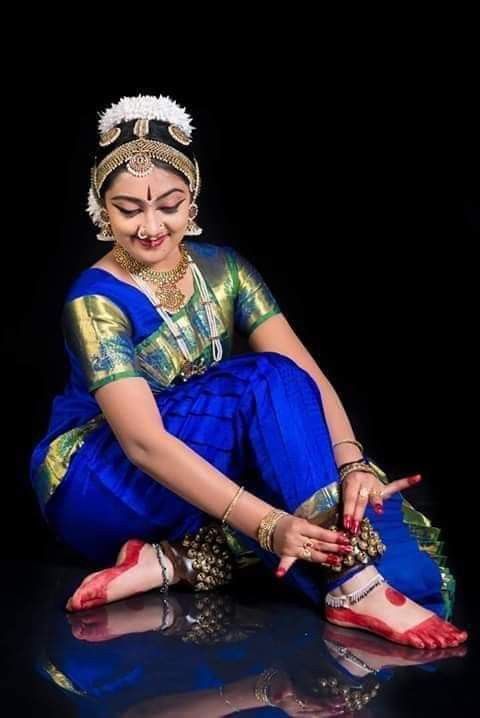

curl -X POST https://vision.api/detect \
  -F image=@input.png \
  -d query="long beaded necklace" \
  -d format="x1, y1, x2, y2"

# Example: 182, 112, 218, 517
114, 243, 223, 381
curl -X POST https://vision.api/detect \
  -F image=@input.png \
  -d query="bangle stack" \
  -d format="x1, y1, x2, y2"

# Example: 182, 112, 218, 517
257, 510, 288, 552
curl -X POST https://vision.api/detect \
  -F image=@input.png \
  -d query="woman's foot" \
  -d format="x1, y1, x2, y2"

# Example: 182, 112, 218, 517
67, 593, 182, 641
322, 622, 467, 675
65, 539, 177, 612
324, 566, 468, 649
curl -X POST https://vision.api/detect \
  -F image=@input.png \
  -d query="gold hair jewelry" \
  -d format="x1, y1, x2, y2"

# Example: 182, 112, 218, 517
99, 126, 121, 147
134, 118, 150, 138
93, 139, 198, 199
168, 124, 192, 145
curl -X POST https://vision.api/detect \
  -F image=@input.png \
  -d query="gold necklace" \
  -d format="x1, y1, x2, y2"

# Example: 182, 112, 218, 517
113, 243, 190, 312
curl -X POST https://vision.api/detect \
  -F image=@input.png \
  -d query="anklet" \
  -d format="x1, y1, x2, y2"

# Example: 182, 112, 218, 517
324, 639, 378, 674
152, 542, 170, 593
325, 573, 385, 609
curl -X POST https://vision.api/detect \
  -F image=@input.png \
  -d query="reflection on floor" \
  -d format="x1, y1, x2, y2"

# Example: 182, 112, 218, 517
1, 558, 474, 717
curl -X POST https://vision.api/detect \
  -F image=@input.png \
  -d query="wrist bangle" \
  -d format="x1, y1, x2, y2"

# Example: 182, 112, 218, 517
338, 458, 368, 472
254, 667, 280, 706
339, 462, 378, 483
219, 684, 241, 712
257, 510, 288, 552
333, 439, 364, 454
221, 485, 245, 526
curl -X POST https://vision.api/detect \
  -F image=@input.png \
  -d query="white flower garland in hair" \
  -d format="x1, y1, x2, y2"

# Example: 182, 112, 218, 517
87, 187, 103, 227
88, 94, 195, 231
98, 94, 194, 137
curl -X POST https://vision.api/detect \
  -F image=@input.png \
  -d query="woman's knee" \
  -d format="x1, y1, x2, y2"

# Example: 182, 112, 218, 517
253, 351, 314, 384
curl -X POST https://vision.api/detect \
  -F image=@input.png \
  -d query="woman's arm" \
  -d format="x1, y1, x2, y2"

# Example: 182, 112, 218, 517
94, 376, 344, 558
248, 313, 419, 534
249, 313, 363, 467
95, 377, 273, 539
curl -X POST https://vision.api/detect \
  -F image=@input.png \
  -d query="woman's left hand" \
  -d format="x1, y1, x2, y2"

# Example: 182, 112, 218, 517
341, 470, 422, 534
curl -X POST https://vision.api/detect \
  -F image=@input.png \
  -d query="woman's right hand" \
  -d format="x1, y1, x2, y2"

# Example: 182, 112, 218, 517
272, 515, 351, 577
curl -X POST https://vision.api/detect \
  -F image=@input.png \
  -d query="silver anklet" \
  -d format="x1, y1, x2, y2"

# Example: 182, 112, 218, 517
324, 639, 378, 674
152, 542, 170, 593
325, 573, 385, 609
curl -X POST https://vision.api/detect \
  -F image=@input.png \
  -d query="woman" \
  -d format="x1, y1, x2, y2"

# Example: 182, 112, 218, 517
30, 94, 466, 649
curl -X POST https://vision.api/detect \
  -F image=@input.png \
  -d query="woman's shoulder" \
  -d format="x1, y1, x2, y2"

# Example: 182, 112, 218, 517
65, 266, 118, 303
185, 240, 239, 288
185, 239, 234, 262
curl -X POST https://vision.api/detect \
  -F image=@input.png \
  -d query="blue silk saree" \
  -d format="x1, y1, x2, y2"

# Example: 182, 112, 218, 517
29, 240, 454, 618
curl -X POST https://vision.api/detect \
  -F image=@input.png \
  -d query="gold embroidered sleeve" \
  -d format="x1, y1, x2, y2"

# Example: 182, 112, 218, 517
229, 248, 281, 336
62, 295, 143, 393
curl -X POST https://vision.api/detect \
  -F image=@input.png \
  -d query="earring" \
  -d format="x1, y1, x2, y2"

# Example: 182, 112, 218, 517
97, 210, 115, 242
184, 203, 203, 236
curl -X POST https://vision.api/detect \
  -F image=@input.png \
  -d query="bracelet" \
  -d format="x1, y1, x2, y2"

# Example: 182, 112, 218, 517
221, 485, 245, 525
332, 439, 364, 454
337, 458, 368, 472
257, 510, 288, 552
339, 462, 378, 483
219, 684, 241, 712
254, 667, 280, 706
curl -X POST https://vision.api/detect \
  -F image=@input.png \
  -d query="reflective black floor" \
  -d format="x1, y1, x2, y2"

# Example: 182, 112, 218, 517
1, 552, 476, 717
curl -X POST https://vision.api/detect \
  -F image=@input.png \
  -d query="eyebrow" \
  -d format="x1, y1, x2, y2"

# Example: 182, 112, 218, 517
111, 188, 186, 204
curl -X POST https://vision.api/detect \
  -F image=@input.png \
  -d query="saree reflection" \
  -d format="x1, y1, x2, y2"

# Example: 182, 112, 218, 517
38, 588, 466, 717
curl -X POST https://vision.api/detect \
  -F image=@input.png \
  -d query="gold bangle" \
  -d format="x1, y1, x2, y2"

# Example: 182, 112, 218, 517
221, 485, 245, 525
332, 439, 364, 454
219, 684, 241, 712
339, 462, 377, 483
254, 667, 280, 705
257, 510, 288, 552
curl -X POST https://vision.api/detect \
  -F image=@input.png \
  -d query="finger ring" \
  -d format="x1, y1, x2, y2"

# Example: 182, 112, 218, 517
359, 486, 370, 498
295, 697, 307, 708
302, 541, 313, 560
371, 488, 383, 498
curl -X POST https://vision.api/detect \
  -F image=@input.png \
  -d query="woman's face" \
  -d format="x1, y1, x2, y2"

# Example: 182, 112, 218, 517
103, 165, 191, 267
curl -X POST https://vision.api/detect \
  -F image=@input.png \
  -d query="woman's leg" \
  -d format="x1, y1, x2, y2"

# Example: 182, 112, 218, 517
217, 352, 466, 646
48, 351, 464, 641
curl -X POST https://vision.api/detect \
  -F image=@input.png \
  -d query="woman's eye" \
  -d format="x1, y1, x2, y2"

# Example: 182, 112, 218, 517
160, 203, 182, 213
118, 208, 140, 217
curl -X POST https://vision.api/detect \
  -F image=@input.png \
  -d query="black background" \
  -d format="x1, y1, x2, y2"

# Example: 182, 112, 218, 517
3, 41, 477, 628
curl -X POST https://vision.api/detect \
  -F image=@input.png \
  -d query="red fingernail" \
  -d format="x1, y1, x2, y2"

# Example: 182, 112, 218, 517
326, 555, 341, 565
275, 568, 286, 578
339, 545, 352, 554
343, 515, 352, 531
374, 504, 384, 514
352, 520, 360, 534
407, 474, 422, 486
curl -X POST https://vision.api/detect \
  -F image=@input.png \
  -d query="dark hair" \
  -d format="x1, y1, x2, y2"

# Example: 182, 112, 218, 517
96, 118, 195, 203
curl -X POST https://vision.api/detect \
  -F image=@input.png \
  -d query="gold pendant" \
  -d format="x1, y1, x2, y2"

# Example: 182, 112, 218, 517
179, 357, 207, 382
154, 284, 186, 313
